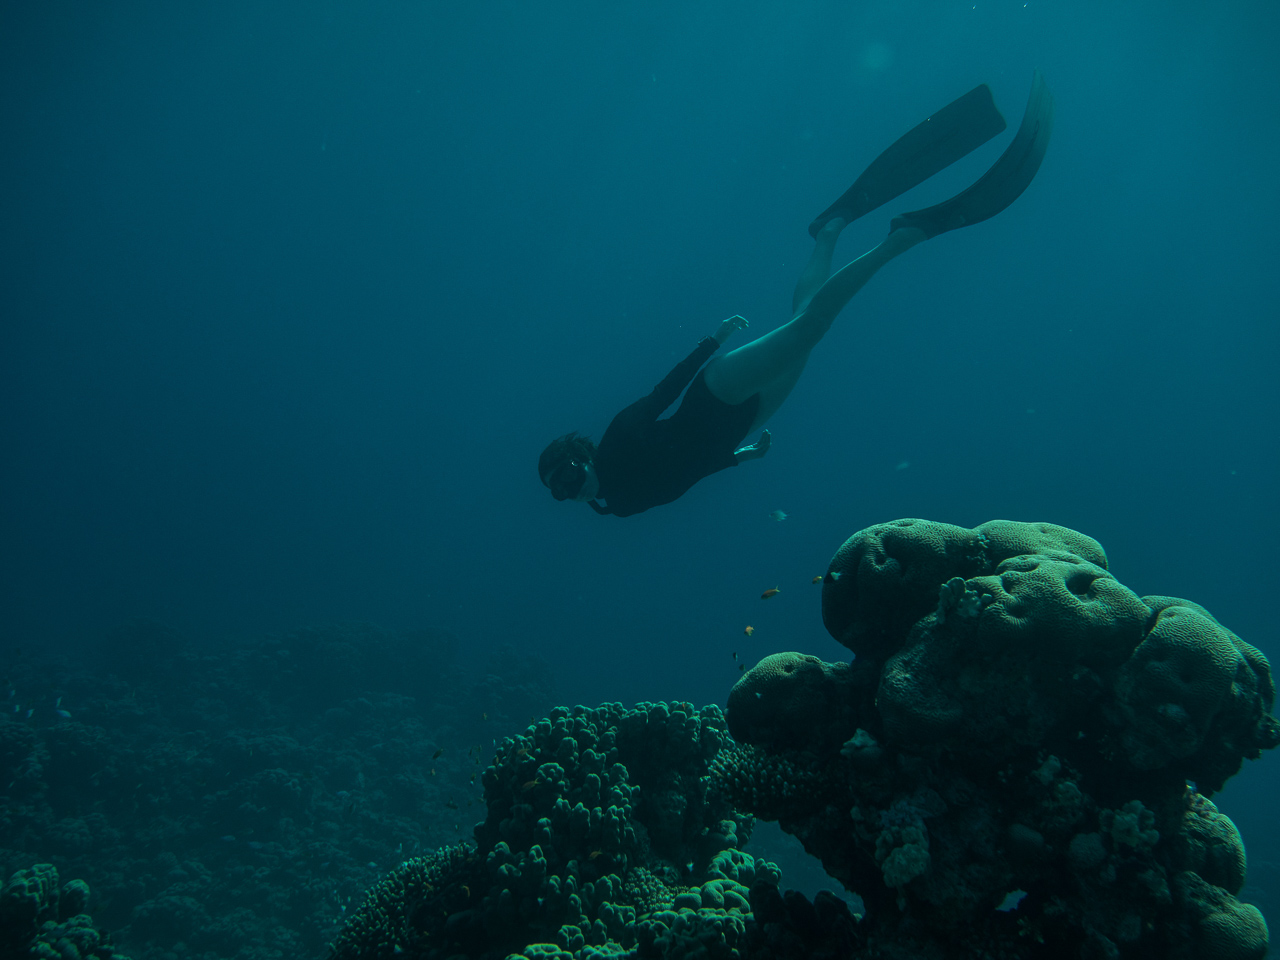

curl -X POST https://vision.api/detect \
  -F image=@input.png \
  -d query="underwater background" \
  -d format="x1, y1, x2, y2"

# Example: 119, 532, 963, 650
2, 1, 1277, 957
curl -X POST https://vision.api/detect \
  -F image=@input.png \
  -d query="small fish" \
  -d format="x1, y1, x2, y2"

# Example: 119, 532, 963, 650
743, 625, 754, 636
430, 768, 436, 776
732, 651, 738, 660
445, 799, 458, 810
55, 709, 72, 719
738, 663, 745, 671
761, 587, 781, 600
432, 748, 444, 760
55, 697, 62, 708
812, 575, 824, 584
828, 570, 842, 581
481, 712, 488, 721
769, 510, 788, 521
25, 708, 33, 718
589, 850, 604, 860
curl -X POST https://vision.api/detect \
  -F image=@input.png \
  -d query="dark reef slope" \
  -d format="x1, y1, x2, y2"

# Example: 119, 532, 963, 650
1, 624, 558, 959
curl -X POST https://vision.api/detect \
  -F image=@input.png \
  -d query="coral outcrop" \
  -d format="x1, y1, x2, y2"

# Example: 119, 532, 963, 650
720, 518, 1278, 960
0, 863, 129, 960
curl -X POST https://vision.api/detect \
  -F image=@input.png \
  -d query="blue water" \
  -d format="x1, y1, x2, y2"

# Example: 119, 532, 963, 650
3, 0, 1278, 947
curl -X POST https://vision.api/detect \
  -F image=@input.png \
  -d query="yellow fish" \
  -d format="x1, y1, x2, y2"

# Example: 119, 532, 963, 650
812, 575, 824, 584
760, 587, 781, 600
743, 626, 754, 637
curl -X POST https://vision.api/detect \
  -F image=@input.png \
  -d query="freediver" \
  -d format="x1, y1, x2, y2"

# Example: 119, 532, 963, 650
540, 73, 1054, 517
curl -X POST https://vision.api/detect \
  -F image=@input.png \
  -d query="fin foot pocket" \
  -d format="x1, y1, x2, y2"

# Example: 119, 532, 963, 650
808, 83, 1007, 238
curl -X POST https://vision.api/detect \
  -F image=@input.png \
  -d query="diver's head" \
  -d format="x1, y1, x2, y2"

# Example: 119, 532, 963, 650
539, 432, 600, 502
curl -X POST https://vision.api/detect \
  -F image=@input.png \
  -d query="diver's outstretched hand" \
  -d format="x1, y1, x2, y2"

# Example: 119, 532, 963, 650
713, 314, 749, 346
735, 429, 772, 463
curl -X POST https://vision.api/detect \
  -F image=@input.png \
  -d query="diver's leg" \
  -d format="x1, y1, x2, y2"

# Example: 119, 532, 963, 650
704, 225, 928, 407
792, 217, 846, 316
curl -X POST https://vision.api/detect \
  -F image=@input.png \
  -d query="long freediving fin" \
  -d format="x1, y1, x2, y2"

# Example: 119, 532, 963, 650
890, 71, 1054, 239
808, 83, 1008, 238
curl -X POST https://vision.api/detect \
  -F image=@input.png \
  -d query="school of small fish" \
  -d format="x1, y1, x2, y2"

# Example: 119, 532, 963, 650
736, 506, 852, 668
5, 687, 73, 721
727, 550, 850, 672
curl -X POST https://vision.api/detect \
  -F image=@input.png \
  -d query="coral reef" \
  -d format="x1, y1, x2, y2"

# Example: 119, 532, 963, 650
12, 518, 1275, 960
330, 701, 781, 960
720, 518, 1278, 960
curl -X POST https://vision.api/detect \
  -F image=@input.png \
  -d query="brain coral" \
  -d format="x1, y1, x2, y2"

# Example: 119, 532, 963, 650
722, 518, 1279, 960
725, 652, 862, 753
821, 518, 1107, 662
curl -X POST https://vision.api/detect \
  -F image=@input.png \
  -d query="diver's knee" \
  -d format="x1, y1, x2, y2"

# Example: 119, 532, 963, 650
788, 310, 830, 351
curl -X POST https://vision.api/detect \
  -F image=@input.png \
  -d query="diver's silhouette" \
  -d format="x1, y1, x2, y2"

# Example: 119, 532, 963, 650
541, 74, 1053, 517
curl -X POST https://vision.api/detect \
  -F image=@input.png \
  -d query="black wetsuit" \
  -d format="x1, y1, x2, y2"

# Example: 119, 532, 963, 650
589, 337, 760, 517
